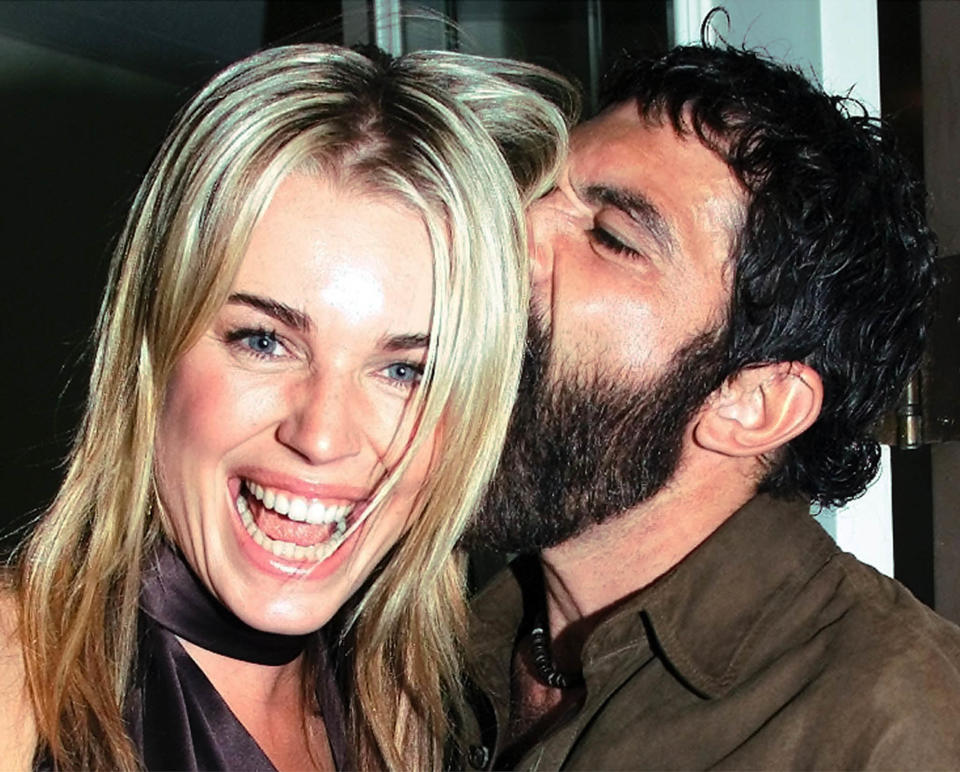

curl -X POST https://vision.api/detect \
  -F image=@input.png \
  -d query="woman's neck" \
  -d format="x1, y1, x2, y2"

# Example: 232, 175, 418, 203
179, 641, 334, 771
178, 637, 304, 707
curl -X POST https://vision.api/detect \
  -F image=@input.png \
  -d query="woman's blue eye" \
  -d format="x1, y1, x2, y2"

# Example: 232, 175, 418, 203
244, 332, 278, 355
225, 328, 284, 358
384, 362, 422, 385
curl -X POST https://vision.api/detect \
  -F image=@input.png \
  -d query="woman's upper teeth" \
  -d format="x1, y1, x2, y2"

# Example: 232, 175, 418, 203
246, 480, 352, 525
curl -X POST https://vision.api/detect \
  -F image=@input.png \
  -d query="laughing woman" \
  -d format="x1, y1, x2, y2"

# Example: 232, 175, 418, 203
0, 45, 574, 770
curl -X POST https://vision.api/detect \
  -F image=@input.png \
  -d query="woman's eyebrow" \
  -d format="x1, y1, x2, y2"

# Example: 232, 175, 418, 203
380, 333, 430, 352
227, 294, 428, 352
227, 292, 312, 332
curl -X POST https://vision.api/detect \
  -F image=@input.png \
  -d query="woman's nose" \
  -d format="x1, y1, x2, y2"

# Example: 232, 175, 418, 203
275, 373, 364, 465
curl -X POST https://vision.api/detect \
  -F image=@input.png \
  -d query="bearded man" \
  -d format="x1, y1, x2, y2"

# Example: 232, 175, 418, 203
459, 43, 960, 770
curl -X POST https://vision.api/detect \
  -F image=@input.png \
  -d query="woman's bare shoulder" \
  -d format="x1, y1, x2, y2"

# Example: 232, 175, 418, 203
0, 587, 37, 770
0, 586, 24, 663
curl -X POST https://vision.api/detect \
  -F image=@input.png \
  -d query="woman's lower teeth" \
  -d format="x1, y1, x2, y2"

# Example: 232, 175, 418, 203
236, 494, 347, 562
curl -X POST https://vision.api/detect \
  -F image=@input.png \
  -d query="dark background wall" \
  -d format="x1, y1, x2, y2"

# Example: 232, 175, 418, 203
1, 33, 191, 545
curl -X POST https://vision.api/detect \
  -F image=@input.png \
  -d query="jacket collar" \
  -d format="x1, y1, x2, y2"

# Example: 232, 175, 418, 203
470, 495, 839, 701
581, 495, 838, 698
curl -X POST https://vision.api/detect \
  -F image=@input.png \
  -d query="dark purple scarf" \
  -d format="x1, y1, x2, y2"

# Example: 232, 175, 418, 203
126, 544, 347, 770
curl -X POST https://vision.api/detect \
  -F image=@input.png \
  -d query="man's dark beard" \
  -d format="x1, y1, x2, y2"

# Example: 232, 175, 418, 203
463, 317, 729, 553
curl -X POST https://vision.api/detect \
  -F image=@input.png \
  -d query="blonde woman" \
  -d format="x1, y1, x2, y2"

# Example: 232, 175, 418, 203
0, 44, 575, 770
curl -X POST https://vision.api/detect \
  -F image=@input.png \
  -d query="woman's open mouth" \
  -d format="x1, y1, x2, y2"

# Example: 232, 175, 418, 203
235, 479, 367, 562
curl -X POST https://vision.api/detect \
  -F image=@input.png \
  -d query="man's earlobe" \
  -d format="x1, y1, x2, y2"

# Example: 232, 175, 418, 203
694, 362, 823, 457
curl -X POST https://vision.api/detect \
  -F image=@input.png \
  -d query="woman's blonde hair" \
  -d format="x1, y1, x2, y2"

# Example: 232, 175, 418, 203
12, 44, 576, 769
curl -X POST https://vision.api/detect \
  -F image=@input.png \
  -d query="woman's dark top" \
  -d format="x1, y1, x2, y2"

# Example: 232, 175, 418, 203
130, 544, 348, 770
38, 544, 348, 770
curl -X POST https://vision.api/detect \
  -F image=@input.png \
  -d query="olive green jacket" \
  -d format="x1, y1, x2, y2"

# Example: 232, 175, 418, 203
461, 496, 960, 770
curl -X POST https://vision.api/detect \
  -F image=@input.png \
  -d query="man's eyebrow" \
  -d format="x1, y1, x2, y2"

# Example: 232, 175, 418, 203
380, 333, 430, 352
227, 292, 312, 332
582, 184, 677, 256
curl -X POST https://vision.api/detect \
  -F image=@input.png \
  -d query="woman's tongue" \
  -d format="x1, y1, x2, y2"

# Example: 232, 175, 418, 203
251, 498, 337, 546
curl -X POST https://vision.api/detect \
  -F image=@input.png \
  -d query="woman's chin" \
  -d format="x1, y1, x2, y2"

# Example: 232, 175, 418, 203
227, 592, 341, 637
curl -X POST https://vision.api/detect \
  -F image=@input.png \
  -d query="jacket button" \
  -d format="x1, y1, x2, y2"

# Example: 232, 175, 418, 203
467, 744, 491, 769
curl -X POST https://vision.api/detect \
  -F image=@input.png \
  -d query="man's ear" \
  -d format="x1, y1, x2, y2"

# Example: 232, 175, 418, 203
694, 362, 823, 457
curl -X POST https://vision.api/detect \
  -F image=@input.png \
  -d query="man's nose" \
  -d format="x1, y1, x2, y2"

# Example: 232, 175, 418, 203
276, 372, 364, 465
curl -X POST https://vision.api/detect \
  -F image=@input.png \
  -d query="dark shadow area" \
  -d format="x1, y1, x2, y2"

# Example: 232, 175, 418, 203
878, 0, 924, 175
263, 0, 344, 46
0, 77, 188, 551
891, 446, 935, 607
458, 0, 667, 112
877, 0, 938, 608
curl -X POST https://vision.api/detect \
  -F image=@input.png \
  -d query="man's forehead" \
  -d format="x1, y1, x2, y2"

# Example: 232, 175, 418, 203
569, 102, 743, 217
569, 101, 701, 176
576, 98, 648, 132
569, 101, 646, 165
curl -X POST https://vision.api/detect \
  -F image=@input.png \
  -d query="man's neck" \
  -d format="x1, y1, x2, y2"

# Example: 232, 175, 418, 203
538, 456, 754, 667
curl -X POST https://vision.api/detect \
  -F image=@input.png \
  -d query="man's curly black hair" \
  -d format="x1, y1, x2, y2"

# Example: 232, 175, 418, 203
599, 43, 938, 508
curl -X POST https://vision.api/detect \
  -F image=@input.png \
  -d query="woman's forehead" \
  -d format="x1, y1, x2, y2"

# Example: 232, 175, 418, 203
233, 174, 434, 338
